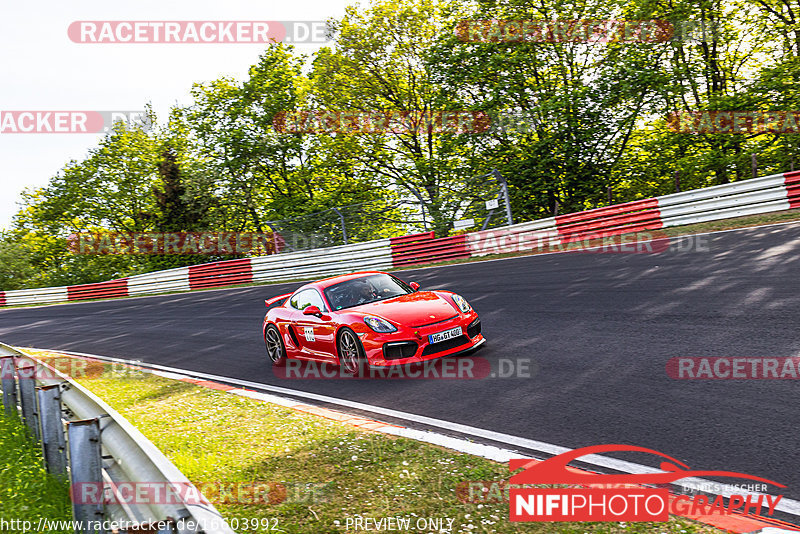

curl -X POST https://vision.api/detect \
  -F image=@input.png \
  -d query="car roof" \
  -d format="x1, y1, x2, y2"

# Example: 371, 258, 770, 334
302, 271, 389, 291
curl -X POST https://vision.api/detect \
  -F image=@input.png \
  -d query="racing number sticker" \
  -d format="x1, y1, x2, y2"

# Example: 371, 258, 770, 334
304, 327, 315, 342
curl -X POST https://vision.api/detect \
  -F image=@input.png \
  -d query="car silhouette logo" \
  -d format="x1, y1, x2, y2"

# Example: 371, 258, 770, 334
509, 444, 785, 488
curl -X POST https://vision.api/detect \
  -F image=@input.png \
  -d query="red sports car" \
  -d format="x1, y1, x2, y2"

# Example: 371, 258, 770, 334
262, 271, 484, 374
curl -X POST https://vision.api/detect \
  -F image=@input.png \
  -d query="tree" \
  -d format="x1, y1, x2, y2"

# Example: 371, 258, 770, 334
310, 0, 494, 236
184, 43, 401, 244
151, 145, 211, 232
0, 233, 35, 291
425, 0, 672, 217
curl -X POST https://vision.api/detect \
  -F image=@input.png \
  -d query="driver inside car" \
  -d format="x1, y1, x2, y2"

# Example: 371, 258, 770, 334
353, 281, 376, 305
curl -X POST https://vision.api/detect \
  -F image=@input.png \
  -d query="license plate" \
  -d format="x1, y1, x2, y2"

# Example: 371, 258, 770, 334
428, 326, 462, 344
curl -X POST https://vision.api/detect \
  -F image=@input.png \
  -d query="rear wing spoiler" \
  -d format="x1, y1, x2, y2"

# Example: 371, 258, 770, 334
265, 293, 292, 307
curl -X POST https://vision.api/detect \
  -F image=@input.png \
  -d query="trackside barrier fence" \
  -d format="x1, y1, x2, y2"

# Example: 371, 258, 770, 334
0, 342, 235, 534
1, 171, 799, 305
466, 171, 796, 259
248, 239, 393, 283
389, 232, 470, 266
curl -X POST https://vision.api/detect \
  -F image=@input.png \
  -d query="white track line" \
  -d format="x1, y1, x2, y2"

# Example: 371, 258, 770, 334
41, 347, 800, 521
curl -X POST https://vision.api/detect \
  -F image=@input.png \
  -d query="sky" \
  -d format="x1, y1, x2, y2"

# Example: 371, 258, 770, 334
0, 0, 354, 230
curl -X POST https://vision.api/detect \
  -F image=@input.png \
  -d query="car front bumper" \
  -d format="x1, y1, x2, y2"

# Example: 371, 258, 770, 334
360, 311, 484, 366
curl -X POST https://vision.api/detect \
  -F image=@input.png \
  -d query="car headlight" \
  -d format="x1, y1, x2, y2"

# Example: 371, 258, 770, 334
364, 316, 397, 333
452, 294, 471, 313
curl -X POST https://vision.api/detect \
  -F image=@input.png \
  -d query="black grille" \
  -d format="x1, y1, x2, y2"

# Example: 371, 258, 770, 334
467, 319, 481, 339
383, 341, 419, 360
421, 335, 470, 356
288, 326, 300, 346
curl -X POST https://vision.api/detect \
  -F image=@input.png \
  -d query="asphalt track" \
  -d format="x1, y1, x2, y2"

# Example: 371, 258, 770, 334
2, 223, 800, 504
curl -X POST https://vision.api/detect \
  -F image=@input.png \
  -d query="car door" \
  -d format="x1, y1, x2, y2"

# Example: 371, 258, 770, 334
289, 289, 337, 361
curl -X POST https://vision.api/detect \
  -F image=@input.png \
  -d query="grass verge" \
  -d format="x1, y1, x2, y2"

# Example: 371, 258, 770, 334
24, 350, 726, 534
0, 413, 71, 533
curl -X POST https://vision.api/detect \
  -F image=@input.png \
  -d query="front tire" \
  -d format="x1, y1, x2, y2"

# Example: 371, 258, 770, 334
264, 324, 287, 367
337, 328, 367, 376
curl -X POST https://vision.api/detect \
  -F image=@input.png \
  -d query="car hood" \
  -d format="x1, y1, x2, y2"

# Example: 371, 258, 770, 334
352, 291, 459, 327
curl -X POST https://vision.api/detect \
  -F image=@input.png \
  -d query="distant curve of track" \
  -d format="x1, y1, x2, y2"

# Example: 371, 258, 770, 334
2, 222, 800, 503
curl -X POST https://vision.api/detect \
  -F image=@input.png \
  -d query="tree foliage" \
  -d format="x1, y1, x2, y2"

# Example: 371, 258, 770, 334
2, 0, 799, 289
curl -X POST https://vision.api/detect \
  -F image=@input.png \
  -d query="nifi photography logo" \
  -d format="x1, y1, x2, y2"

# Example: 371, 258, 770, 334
507, 444, 785, 522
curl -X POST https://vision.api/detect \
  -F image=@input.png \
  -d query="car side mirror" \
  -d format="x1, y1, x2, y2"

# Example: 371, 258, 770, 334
303, 305, 322, 317
409, 282, 420, 291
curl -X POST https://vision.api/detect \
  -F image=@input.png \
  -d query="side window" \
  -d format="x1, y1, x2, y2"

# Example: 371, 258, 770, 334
289, 289, 326, 311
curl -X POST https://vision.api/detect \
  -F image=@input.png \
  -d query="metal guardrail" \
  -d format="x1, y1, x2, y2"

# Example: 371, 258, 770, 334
0, 342, 235, 534
389, 232, 470, 266
128, 267, 191, 296
657, 173, 791, 227
1, 286, 69, 306
249, 238, 393, 282
466, 218, 561, 257
2, 172, 800, 307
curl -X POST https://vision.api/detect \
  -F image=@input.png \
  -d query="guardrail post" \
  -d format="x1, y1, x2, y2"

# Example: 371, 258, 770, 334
38, 384, 67, 477
491, 169, 514, 225
1, 357, 17, 417
68, 418, 106, 534
17, 360, 40, 440
332, 207, 348, 245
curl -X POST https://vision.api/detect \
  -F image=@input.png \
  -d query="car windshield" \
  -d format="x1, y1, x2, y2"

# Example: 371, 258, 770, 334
324, 274, 413, 310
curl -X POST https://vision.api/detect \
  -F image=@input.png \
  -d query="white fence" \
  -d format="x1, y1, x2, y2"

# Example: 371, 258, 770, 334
2, 171, 798, 307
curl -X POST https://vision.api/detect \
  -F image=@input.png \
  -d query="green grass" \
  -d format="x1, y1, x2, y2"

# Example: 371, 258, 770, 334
14, 355, 722, 534
0, 413, 71, 533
